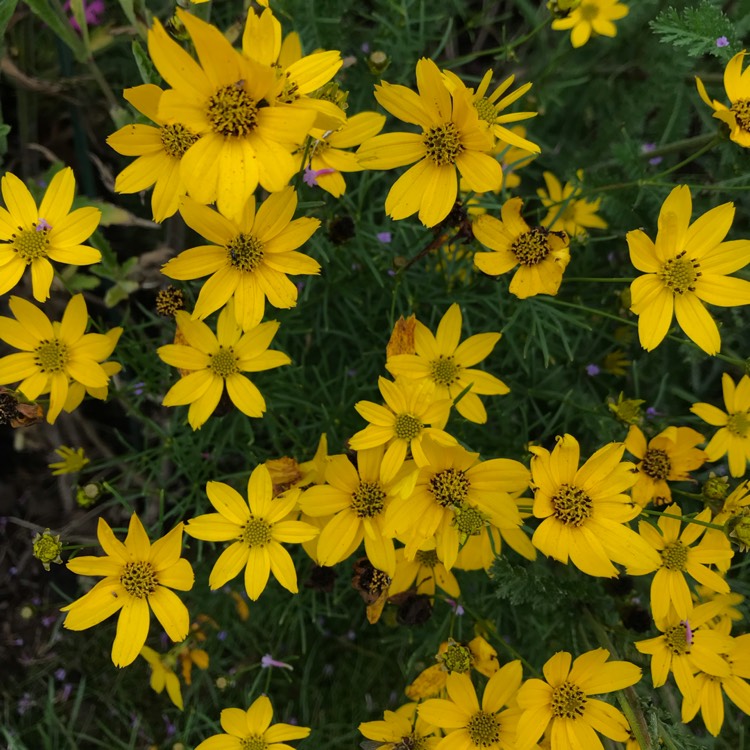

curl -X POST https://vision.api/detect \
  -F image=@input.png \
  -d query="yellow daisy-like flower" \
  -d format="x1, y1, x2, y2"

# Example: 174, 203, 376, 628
551, 0, 629, 48
696, 51, 750, 149
0, 168, 101, 301
161, 188, 320, 331
148, 10, 317, 221
537, 171, 607, 237
157, 303, 290, 430
386, 303, 509, 426
61, 514, 194, 668
196, 695, 311, 750
350, 377, 455, 483
516, 649, 640, 750
624, 425, 707, 507
389, 544, 460, 599
473, 197, 571, 299
454, 511, 537, 571
360, 702, 441, 750
48, 445, 89, 475
107, 84, 199, 222
357, 57, 502, 228
140, 646, 183, 710
529, 434, 660, 577
0, 294, 121, 424
691, 372, 750, 477
627, 504, 733, 622
627, 185, 750, 355
418, 662, 523, 750
185, 465, 319, 601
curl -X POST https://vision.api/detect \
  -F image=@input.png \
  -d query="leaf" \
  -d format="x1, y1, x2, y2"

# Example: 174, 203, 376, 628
650, 2, 736, 59
131, 40, 160, 86
23, 0, 88, 62
0, 0, 19, 42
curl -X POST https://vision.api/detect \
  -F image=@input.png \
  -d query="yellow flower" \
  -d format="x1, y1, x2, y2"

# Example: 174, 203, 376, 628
161, 188, 320, 331
61, 514, 194, 668
48, 445, 89, 475
157, 303, 290, 430
140, 646, 183, 710
529, 434, 660, 577
107, 84, 198, 222
551, 0, 629, 48
624, 425, 706, 507
627, 185, 750, 355
627, 504, 732, 622
537, 171, 607, 237
357, 58, 502, 227
386, 303, 509, 426
196, 695, 310, 750
516, 649, 640, 750
418, 662, 523, 750
32, 528, 63, 571
691, 372, 750, 477
350, 377, 455, 483
185, 465, 319, 600
0, 294, 121, 424
360, 702, 441, 750
0, 168, 101, 301
696, 51, 750, 148
148, 10, 317, 220
389, 544, 460, 599
473, 197, 571, 299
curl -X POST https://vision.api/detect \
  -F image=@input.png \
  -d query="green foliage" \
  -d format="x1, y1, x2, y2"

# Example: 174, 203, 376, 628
650, 1, 737, 58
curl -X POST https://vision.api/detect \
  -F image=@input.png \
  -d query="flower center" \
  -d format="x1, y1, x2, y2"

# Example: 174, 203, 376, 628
730, 98, 750, 131
351, 481, 386, 518
394, 413, 422, 442
658, 252, 700, 295
240, 736, 267, 750
467, 711, 501, 747
454, 504, 484, 537
393, 734, 426, 750
664, 624, 691, 655
727, 411, 750, 437
34, 339, 69, 373
428, 468, 470, 507
661, 540, 688, 571
422, 122, 464, 166
415, 549, 439, 567
511, 227, 552, 266
159, 123, 200, 158
551, 483, 593, 526
208, 346, 239, 378
227, 234, 265, 272
551, 680, 587, 719
241, 518, 272, 547
430, 355, 461, 386
641, 448, 671, 480
207, 84, 259, 137
440, 641, 472, 673
12, 225, 50, 262
474, 97, 497, 124
120, 560, 158, 598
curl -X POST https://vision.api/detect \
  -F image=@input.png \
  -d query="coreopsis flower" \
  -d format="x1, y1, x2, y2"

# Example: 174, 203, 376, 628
107, 85, 198, 222
529, 434, 660, 577
473, 197, 571, 299
551, 0, 629, 48
694, 585, 745, 631
357, 57, 502, 228
61, 514, 194, 668
418, 662, 523, 750
624, 425, 707, 507
32, 529, 63, 571
48, 446, 89, 475
627, 185, 750, 355
299, 446, 414, 575
386, 303, 509, 426
161, 188, 320, 331
140, 646, 183, 710
360, 703, 441, 750
389, 544, 460, 598
696, 51, 750, 148
537, 171, 607, 237
516, 649, 640, 750
350, 377, 455, 483
185, 465, 319, 600
148, 10, 317, 220
157, 302, 290, 430
627, 504, 733, 622
691, 372, 750, 477
195, 695, 310, 750
0, 294, 121, 424
0, 168, 101, 301
634, 601, 734, 702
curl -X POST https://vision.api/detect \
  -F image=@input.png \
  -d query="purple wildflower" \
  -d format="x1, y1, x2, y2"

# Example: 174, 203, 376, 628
303, 167, 336, 187
716, 36, 729, 48
376, 232, 392, 243
585, 364, 600, 376
64, 0, 105, 31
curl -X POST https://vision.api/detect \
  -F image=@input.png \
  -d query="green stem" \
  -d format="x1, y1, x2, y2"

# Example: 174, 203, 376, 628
639, 508, 725, 532
654, 134, 722, 179
564, 277, 636, 283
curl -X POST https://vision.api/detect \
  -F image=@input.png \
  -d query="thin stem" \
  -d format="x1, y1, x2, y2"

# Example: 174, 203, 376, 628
639, 508, 726, 532
564, 277, 636, 283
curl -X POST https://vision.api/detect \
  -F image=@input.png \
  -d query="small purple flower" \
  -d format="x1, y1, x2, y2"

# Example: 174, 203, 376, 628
60, 683, 73, 702
54, 668, 67, 681
585, 364, 600, 376
303, 166, 336, 187
296, 280, 306, 293
346, 368, 358, 378
645, 406, 660, 419
361, 42, 371, 54
376, 232, 392, 244
217, 630, 228, 641
445, 598, 464, 616
64, 0, 105, 31
261, 654, 293, 670
17, 693, 34, 716
41, 614, 57, 627
35, 218, 52, 232
132, 382, 145, 396
163, 716, 177, 737
716, 36, 729, 48
641, 142, 663, 166
387, 269, 396, 277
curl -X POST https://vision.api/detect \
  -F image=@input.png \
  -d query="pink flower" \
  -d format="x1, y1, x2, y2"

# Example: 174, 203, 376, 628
64, 0, 105, 31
